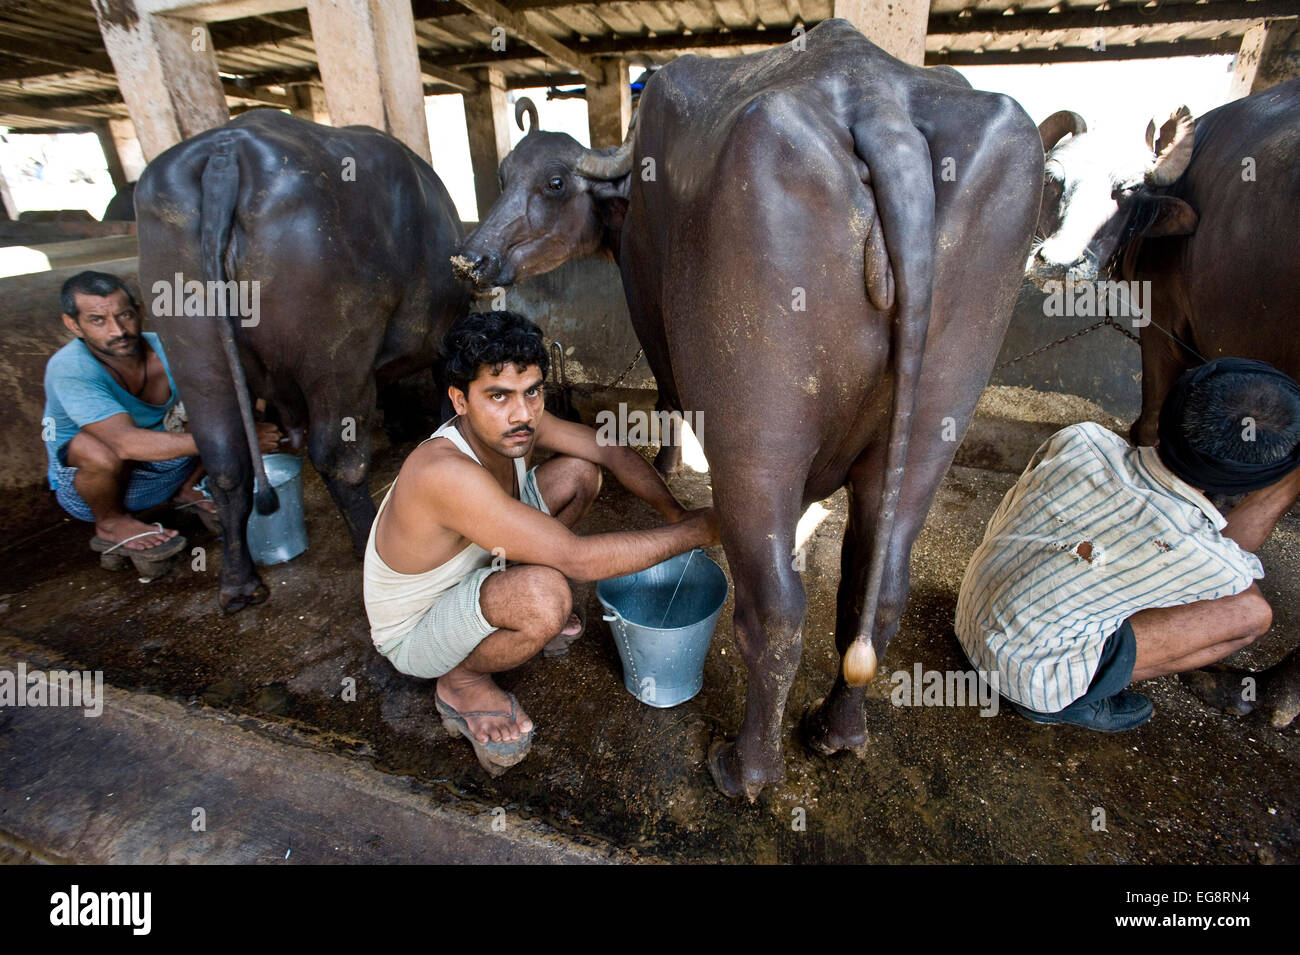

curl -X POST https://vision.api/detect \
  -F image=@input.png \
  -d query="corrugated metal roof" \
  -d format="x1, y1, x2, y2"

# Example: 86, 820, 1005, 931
0, 0, 1287, 130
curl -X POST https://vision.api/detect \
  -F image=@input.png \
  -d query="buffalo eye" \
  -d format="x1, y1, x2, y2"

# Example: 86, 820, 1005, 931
546, 175, 564, 193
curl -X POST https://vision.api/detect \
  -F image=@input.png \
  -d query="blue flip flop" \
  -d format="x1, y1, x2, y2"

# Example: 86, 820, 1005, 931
434, 691, 533, 776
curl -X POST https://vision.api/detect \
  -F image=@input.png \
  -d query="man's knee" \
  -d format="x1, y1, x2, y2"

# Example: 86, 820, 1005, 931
65, 430, 122, 472
516, 565, 572, 637
545, 456, 601, 508
486, 564, 571, 640
577, 457, 602, 499
1244, 589, 1273, 640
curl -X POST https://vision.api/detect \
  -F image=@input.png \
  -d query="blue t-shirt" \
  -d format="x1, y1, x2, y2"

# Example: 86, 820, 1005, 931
42, 332, 180, 486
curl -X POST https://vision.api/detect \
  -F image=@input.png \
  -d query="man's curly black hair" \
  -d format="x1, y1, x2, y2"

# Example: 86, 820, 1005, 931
1181, 371, 1300, 466
438, 310, 549, 395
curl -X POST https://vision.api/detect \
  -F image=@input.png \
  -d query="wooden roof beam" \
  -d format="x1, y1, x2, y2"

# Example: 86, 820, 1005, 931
417, 58, 481, 92
929, 38, 1244, 65
930, 1, 1300, 36
449, 0, 602, 81
0, 97, 102, 127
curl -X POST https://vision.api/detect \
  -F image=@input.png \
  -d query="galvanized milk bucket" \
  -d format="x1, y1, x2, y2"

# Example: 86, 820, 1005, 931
245, 453, 308, 565
597, 549, 729, 708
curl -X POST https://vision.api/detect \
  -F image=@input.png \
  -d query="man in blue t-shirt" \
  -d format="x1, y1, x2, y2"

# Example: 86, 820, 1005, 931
42, 271, 278, 558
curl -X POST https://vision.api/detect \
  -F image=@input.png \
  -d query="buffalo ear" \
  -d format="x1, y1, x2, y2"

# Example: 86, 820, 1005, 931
597, 195, 629, 232
588, 177, 630, 231
587, 177, 630, 201
1143, 196, 1198, 238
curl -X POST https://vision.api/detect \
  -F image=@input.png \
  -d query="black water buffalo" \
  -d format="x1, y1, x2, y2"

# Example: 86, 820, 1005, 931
137, 109, 467, 612
455, 19, 1042, 798
1029, 78, 1300, 445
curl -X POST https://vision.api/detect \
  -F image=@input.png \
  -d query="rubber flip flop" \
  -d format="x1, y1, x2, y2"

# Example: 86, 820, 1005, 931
543, 606, 586, 658
90, 523, 188, 561
434, 691, 533, 776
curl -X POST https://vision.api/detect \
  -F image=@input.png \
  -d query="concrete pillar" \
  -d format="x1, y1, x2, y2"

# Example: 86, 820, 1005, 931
95, 122, 129, 192
587, 58, 631, 150
1230, 20, 1300, 99
462, 68, 511, 221
833, 0, 929, 65
289, 83, 331, 124
92, 6, 229, 161
107, 118, 147, 182
306, 0, 431, 163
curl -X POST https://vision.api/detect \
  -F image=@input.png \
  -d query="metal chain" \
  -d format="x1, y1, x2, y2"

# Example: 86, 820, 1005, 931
603, 346, 646, 389
995, 316, 1139, 370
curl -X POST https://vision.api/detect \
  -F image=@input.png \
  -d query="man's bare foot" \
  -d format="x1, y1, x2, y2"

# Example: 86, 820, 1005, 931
94, 515, 178, 551
435, 670, 534, 743
543, 612, 584, 656
173, 483, 216, 514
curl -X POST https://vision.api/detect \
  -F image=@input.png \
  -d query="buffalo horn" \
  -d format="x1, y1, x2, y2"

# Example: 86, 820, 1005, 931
575, 113, 637, 180
515, 97, 539, 134
1037, 110, 1087, 153
575, 141, 634, 180
1145, 106, 1195, 186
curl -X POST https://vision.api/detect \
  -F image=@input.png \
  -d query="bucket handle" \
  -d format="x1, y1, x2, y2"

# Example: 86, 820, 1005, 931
601, 613, 619, 622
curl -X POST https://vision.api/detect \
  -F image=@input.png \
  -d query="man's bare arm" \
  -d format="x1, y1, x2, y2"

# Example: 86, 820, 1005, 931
83, 413, 197, 461
421, 454, 716, 581
82, 414, 282, 462
535, 412, 687, 521
1222, 468, 1300, 554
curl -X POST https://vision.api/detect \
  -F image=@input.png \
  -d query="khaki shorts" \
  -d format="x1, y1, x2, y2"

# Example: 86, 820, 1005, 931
380, 465, 550, 679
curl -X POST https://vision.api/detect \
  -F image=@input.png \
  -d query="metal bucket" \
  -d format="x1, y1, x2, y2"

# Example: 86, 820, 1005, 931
246, 453, 308, 566
596, 549, 729, 708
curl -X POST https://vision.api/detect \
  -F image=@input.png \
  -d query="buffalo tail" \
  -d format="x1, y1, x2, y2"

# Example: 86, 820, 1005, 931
199, 135, 279, 516
842, 117, 936, 685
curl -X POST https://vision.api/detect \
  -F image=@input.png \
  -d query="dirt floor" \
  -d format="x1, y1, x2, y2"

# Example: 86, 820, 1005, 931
1, 398, 1297, 863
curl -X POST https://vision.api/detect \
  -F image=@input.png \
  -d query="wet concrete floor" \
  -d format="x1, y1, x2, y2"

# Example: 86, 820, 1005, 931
1, 408, 1297, 863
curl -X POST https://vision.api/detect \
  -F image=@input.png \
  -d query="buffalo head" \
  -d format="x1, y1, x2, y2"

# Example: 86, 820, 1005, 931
452, 97, 634, 289
1027, 106, 1198, 289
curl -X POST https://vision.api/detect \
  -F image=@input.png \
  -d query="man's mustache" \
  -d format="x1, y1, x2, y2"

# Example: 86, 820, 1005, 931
108, 334, 137, 346
506, 425, 534, 436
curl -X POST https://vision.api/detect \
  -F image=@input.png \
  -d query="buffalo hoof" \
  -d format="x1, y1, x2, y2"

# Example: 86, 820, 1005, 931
653, 446, 683, 483
1265, 688, 1300, 730
801, 697, 869, 758
707, 739, 780, 803
1178, 667, 1255, 717
220, 580, 269, 615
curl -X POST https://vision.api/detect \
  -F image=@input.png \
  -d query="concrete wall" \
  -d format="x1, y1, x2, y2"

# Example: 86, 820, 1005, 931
992, 283, 1142, 422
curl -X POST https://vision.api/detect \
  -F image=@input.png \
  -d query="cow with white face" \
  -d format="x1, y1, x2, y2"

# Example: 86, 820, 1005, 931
1028, 106, 1196, 287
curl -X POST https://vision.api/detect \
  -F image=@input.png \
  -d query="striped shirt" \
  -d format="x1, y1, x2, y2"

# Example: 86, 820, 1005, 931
955, 422, 1263, 713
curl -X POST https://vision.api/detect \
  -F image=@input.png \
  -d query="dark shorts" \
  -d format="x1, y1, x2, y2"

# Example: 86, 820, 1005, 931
50, 444, 197, 523
1072, 619, 1139, 708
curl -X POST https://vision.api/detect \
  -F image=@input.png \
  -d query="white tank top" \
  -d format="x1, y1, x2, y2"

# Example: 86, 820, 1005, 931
363, 417, 528, 652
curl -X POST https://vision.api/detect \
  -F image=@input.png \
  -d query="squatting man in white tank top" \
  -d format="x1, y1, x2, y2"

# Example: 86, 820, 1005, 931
364, 311, 719, 774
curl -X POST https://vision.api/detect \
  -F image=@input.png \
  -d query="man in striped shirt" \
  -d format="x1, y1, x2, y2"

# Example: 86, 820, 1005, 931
955, 358, 1300, 731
